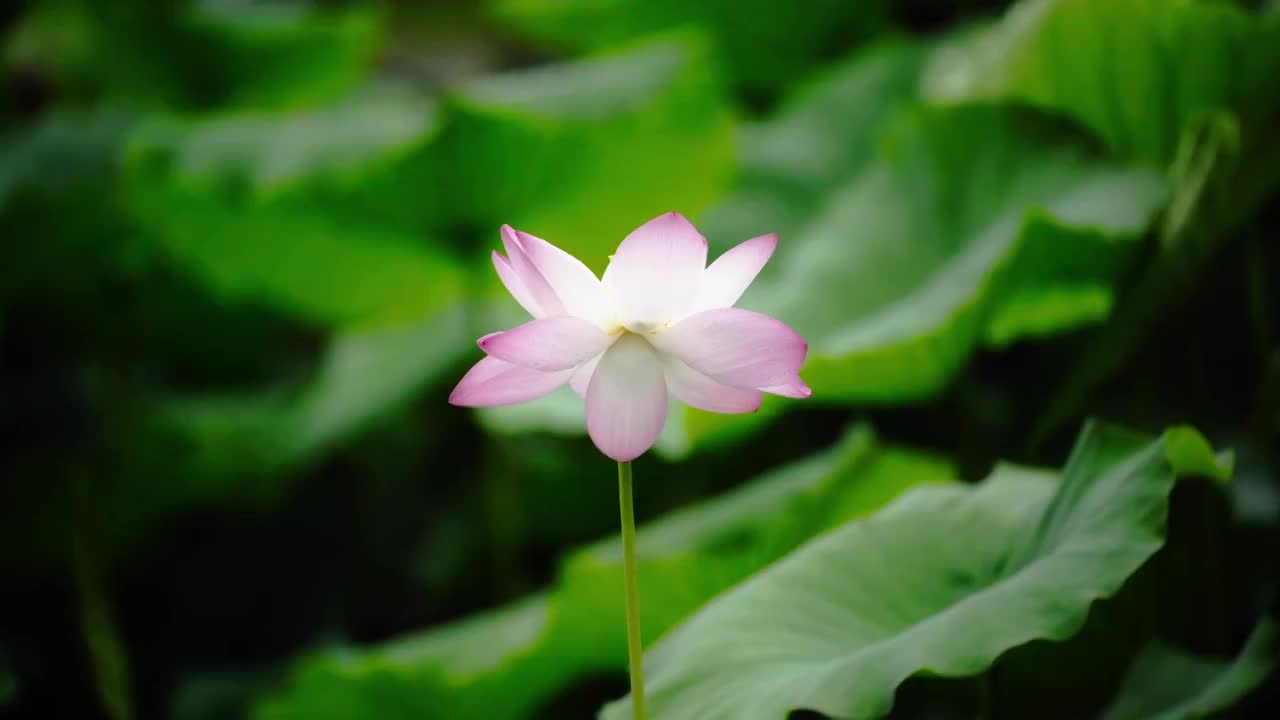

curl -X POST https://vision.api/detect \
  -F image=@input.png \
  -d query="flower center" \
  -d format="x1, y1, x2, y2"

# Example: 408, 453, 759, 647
625, 320, 663, 335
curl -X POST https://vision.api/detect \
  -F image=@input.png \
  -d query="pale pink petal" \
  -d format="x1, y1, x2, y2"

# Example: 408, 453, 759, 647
476, 331, 502, 348
501, 226, 563, 317
493, 251, 544, 318
664, 357, 761, 414
602, 212, 707, 330
690, 233, 777, 313
448, 356, 573, 407
569, 353, 601, 399
761, 377, 812, 399
513, 228, 613, 328
649, 308, 807, 389
478, 316, 614, 371
586, 335, 668, 462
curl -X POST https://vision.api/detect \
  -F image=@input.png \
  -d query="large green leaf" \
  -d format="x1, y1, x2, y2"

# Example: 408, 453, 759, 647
0, 110, 138, 307
135, 89, 437, 197
748, 106, 1164, 399
1099, 618, 1277, 720
2, 0, 380, 109
126, 181, 461, 328
122, 93, 458, 328
492, 0, 884, 92
682, 104, 1166, 450
601, 423, 1232, 719
187, 1, 382, 109
697, 41, 927, 255
86, 307, 471, 563
152, 307, 470, 489
922, 0, 1280, 164
432, 33, 735, 270
253, 426, 957, 719
0, 110, 134, 210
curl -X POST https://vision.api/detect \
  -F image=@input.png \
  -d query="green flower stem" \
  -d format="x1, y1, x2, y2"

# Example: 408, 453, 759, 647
618, 460, 645, 720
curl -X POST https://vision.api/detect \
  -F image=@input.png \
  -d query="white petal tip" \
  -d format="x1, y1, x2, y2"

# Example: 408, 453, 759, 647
501, 224, 522, 248
755, 233, 779, 251
761, 378, 812, 399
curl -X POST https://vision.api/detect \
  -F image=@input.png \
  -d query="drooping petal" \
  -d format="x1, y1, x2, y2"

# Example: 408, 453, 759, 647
501, 226, 563, 317
602, 212, 707, 331
478, 316, 614, 371
512, 228, 613, 328
649, 308, 807, 389
761, 377, 812, 399
569, 353, 601, 399
690, 233, 777, 313
664, 357, 762, 414
448, 356, 573, 407
586, 334, 668, 462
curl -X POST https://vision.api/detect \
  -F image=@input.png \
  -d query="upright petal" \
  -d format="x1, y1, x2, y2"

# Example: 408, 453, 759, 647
449, 356, 573, 407
513, 228, 613, 328
664, 357, 762, 414
690, 233, 777, 313
586, 334, 668, 462
569, 353, 601, 399
650, 308, 807, 389
501, 226, 564, 317
492, 252, 544, 318
602, 212, 707, 331
478, 316, 614, 371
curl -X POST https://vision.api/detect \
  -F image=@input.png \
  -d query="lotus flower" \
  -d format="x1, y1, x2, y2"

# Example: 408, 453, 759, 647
450, 212, 810, 461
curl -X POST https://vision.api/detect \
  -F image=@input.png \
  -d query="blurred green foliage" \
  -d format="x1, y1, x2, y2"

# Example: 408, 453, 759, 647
1, 0, 1278, 719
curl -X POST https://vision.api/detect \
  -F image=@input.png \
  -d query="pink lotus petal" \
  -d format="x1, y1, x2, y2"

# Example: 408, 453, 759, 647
478, 316, 614, 371
500, 226, 563, 317
513, 228, 613, 328
761, 377, 812, 399
664, 357, 762, 414
569, 353, 601, 399
586, 335, 668, 462
492, 251, 543, 318
448, 356, 574, 407
690, 233, 777, 313
650, 307, 807, 389
602, 212, 707, 331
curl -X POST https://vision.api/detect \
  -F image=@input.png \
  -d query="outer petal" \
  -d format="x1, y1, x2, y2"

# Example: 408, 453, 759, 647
478, 316, 614, 371
761, 377, 812, 399
586, 334, 668, 462
690, 233, 777, 313
493, 251, 543, 318
513, 228, 613, 328
449, 356, 573, 407
569, 353, 601, 399
650, 308, 807, 389
664, 357, 761, 414
602, 212, 707, 331
501, 226, 563, 317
